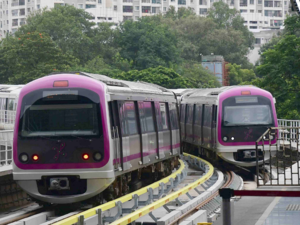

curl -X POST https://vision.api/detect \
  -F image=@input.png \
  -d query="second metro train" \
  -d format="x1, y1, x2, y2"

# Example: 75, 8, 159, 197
174, 86, 278, 167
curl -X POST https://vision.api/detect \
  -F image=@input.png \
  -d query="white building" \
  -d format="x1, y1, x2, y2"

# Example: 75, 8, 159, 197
0, 0, 289, 63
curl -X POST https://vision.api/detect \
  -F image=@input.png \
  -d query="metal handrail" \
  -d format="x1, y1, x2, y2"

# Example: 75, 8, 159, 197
0, 110, 16, 125
0, 130, 13, 166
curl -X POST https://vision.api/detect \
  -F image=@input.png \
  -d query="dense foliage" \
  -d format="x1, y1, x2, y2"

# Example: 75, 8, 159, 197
0, 3, 255, 89
0, 32, 77, 84
227, 63, 256, 85
249, 15, 300, 119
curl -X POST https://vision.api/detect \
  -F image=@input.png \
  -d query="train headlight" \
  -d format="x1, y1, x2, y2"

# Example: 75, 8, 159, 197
19, 153, 28, 163
93, 152, 102, 161
32, 154, 39, 161
223, 136, 228, 142
231, 137, 235, 141
82, 153, 89, 160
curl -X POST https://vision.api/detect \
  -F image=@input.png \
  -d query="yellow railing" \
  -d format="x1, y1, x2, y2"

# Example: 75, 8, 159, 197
54, 153, 214, 225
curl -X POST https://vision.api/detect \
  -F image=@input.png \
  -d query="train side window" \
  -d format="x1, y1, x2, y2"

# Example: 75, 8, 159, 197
138, 102, 154, 133
169, 103, 179, 130
118, 102, 128, 136
180, 104, 185, 123
204, 105, 212, 127
194, 105, 203, 125
138, 102, 147, 133
144, 102, 155, 132
186, 104, 193, 124
155, 102, 169, 131
124, 102, 138, 135
7, 98, 16, 111
0, 98, 6, 110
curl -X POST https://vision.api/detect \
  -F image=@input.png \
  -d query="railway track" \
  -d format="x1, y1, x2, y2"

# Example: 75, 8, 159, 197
2, 153, 242, 225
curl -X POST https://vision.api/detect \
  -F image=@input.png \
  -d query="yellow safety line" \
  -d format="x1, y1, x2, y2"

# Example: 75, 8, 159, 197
54, 159, 186, 225
54, 154, 214, 225
110, 153, 214, 225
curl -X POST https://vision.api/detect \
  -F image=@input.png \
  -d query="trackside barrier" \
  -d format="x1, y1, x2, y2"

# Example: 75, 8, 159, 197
219, 188, 300, 225
54, 153, 214, 225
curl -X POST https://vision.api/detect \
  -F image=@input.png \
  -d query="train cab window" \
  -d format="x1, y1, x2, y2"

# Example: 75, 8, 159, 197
19, 89, 101, 137
155, 102, 169, 131
194, 105, 203, 125
186, 104, 194, 124
7, 98, 16, 111
169, 103, 179, 130
138, 102, 154, 133
119, 101, 138, 136
0, 98, 6, 110
222, 96, 273, 126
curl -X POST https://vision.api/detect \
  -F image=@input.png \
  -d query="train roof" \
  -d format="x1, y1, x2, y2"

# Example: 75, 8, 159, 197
50, 72, 175, 96
180, 86, 255, 99
0, 85, 24, 95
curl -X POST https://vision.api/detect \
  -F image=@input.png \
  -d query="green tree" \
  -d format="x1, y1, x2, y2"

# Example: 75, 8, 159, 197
0, 32, 77, 84
116, 16, 181, 70
17, 5, 117, 65
207, 1, 254, 49
176, 61, 220, 88
164, 6, 196, 20
227, 63, 256, 85
256, 35, 300, 119
113, 66, 196, 88
162, 2, 254, 66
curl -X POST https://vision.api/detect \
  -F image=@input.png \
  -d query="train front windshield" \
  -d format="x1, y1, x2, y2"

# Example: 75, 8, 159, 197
222, 96, 274, 127
19, 89, 101, 137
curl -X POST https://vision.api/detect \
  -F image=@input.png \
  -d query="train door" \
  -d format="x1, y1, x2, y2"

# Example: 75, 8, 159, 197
155, 102, 171, 159
203, 105, 212, 148
118, 101, 141, 171
180, 104, 186, 140
109, 101, 122, 171
194, 104, 203, 145
138, 101, 157, 164
186, 104, 194, 143
211, 105, 217, 148
169, 103, 180, 155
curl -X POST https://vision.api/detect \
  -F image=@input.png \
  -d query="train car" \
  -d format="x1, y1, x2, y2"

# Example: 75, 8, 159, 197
178, 86, 278, 167
0, 85, 24, 130
13, 72, 180, 205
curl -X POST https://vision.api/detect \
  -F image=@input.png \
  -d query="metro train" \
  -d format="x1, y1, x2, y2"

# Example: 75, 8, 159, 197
13, 72, 181, 205
12, 72, 277, 205
174, 86, 278, 167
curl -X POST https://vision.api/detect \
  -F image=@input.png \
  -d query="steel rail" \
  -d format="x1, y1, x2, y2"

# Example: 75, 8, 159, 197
53, 158, 188, 225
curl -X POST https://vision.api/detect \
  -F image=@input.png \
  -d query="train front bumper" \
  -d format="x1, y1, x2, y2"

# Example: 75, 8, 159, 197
16, 178, 114, 204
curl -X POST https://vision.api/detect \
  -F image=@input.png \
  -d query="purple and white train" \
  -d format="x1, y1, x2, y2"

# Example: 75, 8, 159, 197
12, 72, 277, 205
13, 72, 181, 204
176, 86, 278, 167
